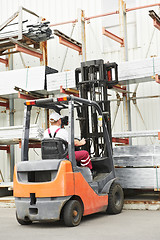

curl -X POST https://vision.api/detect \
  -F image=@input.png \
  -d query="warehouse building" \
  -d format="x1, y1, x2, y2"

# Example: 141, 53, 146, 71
0, 0, 160, 202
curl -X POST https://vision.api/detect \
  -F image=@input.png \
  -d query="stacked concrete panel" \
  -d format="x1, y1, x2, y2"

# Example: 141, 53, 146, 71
0, 66, 57, 97
0, 57, 160, 96
113, 145, 160, 189
0, 124, 44, 145
47, 70, 75, 92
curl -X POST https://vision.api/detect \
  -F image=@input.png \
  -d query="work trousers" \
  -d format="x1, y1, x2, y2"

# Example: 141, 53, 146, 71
67, 150, 92, 170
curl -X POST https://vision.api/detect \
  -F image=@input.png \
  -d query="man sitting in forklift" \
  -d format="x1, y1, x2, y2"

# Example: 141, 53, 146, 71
43, 112, 93, 170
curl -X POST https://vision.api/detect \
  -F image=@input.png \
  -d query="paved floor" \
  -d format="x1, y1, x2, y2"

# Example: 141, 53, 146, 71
0, 208, 160, 240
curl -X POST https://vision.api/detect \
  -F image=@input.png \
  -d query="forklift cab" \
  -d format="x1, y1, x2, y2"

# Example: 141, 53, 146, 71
14, 95, 124, 227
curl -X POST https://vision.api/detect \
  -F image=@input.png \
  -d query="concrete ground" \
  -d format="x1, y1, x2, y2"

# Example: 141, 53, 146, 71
0, 208, 160, 240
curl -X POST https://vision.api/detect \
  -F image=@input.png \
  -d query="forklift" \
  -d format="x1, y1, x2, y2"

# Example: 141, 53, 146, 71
13, 59, 124, 227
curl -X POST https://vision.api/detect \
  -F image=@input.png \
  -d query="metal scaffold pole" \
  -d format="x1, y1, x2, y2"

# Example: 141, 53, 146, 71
78, 9, 86, 61
8, 50, 15, 181
40, 40, 48, 129
119, 0, 132, 144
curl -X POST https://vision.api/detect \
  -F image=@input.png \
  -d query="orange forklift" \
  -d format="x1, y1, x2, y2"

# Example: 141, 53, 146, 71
14, 59, 124, 227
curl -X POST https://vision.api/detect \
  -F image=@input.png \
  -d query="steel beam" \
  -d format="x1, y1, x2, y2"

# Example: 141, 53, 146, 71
112, 137, 129, 144
9, 38, 43, 59
0, 57, 8, 66
0, 146, 10, 153
16, 88, 45, 100
15, 44, 43, 59
54, 29, 82, 54
18, 92, 38, 100
113, 85, 128, 93
149, 10, 160, 31
28, 143, 41, 148
19, 142, 41, 148
102, 27, 124, 46
60, 86, 79, 97
59, 37, 82, 54
0, 101, 9, 109
153, 19, 160, 31
0, 51, 19, 56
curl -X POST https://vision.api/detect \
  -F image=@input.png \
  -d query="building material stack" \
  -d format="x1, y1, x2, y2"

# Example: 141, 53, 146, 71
0, 125, 44, 145
114, 145, 160, 190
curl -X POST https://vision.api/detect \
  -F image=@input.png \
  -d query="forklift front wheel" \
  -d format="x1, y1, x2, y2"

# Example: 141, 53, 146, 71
16, 212, 32, 225
63, 200, 83, 227
107, 182, 124, 214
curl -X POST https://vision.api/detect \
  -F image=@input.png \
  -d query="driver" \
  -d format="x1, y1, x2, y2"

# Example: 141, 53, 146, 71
43, 112, 93, 170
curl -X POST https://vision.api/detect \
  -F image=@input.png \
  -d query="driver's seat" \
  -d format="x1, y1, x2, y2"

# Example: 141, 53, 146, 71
41, 138, 68, 160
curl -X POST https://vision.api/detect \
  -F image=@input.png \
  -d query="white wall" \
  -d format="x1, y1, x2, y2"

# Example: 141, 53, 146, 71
1, 0, 160, 180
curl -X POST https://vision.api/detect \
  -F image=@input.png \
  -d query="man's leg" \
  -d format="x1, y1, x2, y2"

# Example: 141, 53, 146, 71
75, 150, 92, 170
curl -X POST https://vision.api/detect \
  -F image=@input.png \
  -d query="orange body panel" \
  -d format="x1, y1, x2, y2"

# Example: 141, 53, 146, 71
14, 160, 108, 216
74, 172, 108, 215
14, 161, 74, 198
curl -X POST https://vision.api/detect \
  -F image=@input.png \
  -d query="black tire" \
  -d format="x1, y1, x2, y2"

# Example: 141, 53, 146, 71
107, 182, 124, 214
16, 212, 32, 225
63, 200, 83, 227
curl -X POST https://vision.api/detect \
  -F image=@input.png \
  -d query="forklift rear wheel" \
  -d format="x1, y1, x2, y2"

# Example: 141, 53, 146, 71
63, 200, 83, 227
16, 212, 32, 225
107, 182, 124, 214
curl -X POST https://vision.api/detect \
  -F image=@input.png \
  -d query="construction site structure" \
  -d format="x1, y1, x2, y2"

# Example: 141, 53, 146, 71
1, 1, 160, 201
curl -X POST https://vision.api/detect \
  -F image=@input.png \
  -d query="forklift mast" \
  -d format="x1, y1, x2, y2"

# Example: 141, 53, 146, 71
75, 59, 118, 157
